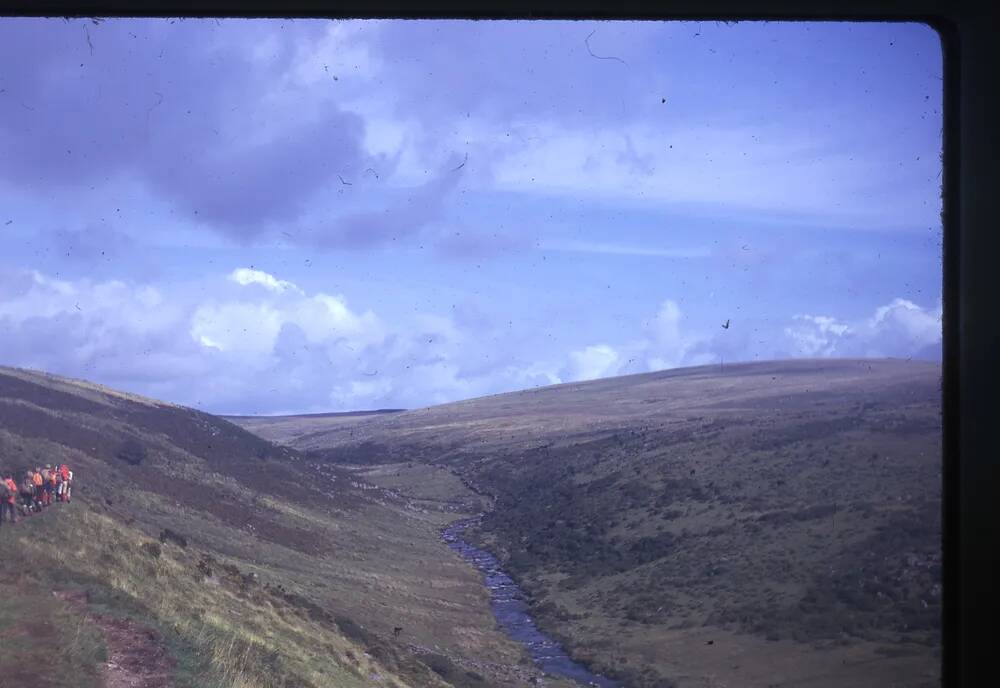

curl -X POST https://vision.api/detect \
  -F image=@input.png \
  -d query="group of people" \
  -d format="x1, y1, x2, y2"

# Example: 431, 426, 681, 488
0, 463, 73, 527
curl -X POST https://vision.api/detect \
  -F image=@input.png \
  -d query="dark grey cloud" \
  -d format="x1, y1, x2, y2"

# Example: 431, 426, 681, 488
310, 156, 465, 248
0, 18, 366, 238
155, 110, 365, 231
49, 223, 137, 266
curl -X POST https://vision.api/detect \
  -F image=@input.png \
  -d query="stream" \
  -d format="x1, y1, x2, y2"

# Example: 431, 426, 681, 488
441, 518, 620, 688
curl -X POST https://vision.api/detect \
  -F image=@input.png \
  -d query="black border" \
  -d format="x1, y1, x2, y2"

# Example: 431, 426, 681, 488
0, 1, 974, 19
0, 3, 994, 688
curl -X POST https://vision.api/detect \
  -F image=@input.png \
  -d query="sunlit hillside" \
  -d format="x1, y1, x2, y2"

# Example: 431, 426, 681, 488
238, 359, 941, 688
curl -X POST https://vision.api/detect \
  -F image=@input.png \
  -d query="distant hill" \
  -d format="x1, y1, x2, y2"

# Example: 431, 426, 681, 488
0, 366, 544, 688
261, 359, 942, 688
225, 408, 405, 445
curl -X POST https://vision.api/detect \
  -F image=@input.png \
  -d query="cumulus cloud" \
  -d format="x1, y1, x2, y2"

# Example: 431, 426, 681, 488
870, 298, 942, 347
0, 265, 943, 413
783, 298, 942, 359
644, 299, 719, 371
563, 295, 942, 388
228, 268, 302, 294
0, 268, 207, 389
190, 280, 384, 365
783, 315, 853, 357
564, 300, 715, 381
566, 344, 623, 382
0, 266, 564, 413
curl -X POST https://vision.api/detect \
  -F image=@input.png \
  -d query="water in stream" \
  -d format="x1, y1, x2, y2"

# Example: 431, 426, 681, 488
441, 518, 620, 688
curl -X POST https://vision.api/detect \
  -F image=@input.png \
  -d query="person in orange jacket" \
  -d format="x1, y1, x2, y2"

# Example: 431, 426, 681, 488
62, 464, 72, 503
31, 468, 44, 510
1, 473, 17, 525
46, 465, 57, 505
58, 464, 70, 502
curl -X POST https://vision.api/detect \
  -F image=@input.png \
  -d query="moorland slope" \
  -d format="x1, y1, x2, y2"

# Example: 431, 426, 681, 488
243, 359, 942, 688
0, 366, 557, 688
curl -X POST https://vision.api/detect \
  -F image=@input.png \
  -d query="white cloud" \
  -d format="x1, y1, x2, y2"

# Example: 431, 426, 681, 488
190, 302, 286, 358
870, 298, 941, 345
559, 294, 941, 388
490, 122, 939, 229
0, 267, 205, 381
784, 315, 853, 357
0, 265, 943, 414
563, 299, 709, 382
229, 267, 302, 294
567, 344, 623, 382
643, 299, 708, 371
0, 266, 567, 413
782, 298, 941, 359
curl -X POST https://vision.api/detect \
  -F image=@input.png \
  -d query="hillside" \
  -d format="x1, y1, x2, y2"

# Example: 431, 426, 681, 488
224, 409, 405, 445
238, 359, 942, 688
0, 366, 560, 688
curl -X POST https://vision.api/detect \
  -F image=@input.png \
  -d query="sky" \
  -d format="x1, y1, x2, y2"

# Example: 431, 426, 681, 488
0, 18, 943, 414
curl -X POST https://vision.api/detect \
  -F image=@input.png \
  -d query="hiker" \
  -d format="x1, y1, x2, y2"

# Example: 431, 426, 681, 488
47, 465, 57, 505
58, 466, 69, 502
31, 468, 44, 510
62, 464, 73, 503
41, 464, 54, 506
0, 473, 16, 526
19, 471, 35, 514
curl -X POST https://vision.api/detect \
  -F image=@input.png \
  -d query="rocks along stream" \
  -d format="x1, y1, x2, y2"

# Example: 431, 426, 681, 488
441, 518, 619, 688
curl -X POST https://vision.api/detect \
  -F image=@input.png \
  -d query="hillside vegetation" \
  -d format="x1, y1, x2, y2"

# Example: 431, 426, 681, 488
249, 359, 942, 688
226, 409, 405, 446
0, 366, 556, 688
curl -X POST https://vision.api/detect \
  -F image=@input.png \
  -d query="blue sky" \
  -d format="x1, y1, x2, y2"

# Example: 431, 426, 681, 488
0, 18, 943, 414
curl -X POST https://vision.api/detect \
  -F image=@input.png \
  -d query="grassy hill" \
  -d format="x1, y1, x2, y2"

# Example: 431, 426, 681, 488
224, 409, 405, 446
241, 359, 942, 688
0, 366, 559, 688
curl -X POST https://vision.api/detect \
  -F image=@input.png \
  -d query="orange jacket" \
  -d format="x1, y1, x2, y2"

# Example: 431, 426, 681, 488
60, 465, 70, 481
4, 479, 15, 504
32, 472, 43, 487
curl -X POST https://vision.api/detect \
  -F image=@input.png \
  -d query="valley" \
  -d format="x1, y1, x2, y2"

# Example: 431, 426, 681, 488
234, 358, 942, 688
0, 366, 559, 688
0, 358, 941, 688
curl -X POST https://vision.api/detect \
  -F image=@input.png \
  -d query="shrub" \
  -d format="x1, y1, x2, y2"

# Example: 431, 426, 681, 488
159, 528, 189, 548
424, 653, 457, 679
334, 615, 378, 647
116, 437, 148, 466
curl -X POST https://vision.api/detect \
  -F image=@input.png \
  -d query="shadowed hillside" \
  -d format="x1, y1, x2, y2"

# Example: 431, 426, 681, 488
0, 366, 561, 688
242, 359, 941, 688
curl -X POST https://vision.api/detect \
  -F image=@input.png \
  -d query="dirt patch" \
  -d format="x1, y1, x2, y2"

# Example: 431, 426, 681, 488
54, 590, 174, 688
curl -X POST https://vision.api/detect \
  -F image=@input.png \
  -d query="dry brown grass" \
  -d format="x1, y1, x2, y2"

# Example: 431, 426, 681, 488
0, 366, 540, 688
251, 359, 942, 688
2, 505, 408, 688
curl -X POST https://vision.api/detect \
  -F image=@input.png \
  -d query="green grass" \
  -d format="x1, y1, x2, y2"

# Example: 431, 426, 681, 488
0, 585, 106, 688
1, 366, 543, 688
2, 359, 943, 688
0, 505, 421, 688
260, 358, 943, 688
